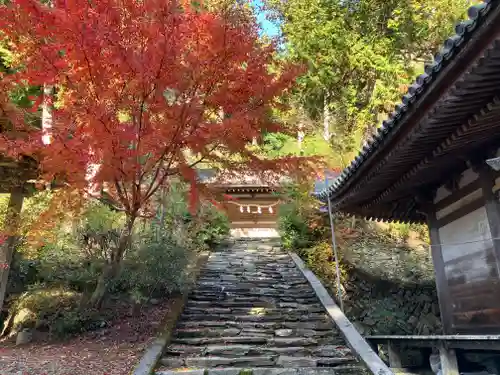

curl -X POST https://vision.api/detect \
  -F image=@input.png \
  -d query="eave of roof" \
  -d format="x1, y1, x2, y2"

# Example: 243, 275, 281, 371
317, 0, 500, 203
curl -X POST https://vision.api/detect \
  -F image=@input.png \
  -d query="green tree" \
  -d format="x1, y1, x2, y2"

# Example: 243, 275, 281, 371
265, 0, 473, 161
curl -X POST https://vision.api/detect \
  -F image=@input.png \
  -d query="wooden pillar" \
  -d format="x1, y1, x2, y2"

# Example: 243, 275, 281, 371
387, 341, 403, 369
0, 186, 25, 315
438, 344, 460, 375
427, 209, 453, 334
477, 164, 500, 277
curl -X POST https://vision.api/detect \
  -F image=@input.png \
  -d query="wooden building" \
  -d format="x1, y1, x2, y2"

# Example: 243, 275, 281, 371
317, 0, 500, 337
200, 169, 285, 236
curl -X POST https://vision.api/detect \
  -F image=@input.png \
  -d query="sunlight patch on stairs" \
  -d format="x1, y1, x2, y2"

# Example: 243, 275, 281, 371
230, 228, 280, 238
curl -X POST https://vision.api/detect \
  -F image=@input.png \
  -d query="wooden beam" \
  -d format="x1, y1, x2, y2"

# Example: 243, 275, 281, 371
434, 178, 481, 211
436, 197, 484, 227
388, 341, 403, 369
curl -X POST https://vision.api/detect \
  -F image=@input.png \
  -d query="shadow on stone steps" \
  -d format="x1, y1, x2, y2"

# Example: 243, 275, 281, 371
156, 367, 368, 375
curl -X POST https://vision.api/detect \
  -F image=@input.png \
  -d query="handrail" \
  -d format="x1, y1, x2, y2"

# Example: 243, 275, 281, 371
290, 252, 395, 375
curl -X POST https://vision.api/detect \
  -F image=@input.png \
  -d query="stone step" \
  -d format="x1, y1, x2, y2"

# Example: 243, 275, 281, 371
213, 261, 295, 264
176, 320, 336, 331
190, 291, 317, 299
159, 356, 357, 369
198, 274, 305, 280
183, 307, 326, 315
178, 313, 330, 323
193, 286, 314, 294
171, 336, 323, 347
188, 295, 319, 304
157, 368, 367, 375
196, 279, 308, 286
157, 239, 358, 375
185, 300, 278, 308
165, 345, 353, 358
173, 327, 336, 339
185, 301, 318, 309
194, 283, 303, 290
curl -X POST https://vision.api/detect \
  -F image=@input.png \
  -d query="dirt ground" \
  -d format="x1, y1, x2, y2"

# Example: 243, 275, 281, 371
0, 297, 181, 375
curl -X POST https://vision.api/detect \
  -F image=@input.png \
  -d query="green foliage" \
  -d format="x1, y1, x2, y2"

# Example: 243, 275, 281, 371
6, 287, 79, 334
2, 180, 229, 337
378, 221, 429, 244
35, 243, 101, 293
5, 285, 107, 337
75, 202, 124, 260
115, 234, 192, 298
155, 181, 230, 249
278, 183, 328, 250
194, 203, 230, 247
0, 38, 42, 126
295, 241, 349, 292
386, 222, 411, 242
265, 0, 472, 160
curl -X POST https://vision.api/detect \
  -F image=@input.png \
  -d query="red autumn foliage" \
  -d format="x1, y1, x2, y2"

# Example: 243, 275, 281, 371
0, 0, 307, 216
0, 0, 313, 305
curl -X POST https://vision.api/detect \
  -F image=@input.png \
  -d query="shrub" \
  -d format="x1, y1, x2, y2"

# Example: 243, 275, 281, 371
75, 202, 125, 260
156, 182, 230, 249
297, 241, 349, 289
193, 202, 230, 248
278, 183, 328, 250
3, 184, 227, 337
5, 287, 79, 333
114, 234, 193, 298
3, 286, 107, 337
35, 242, 101, 293
6, 252, 40, 296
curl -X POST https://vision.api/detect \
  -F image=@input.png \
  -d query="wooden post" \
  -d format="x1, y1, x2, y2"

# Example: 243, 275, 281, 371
438, 344, 460, 375
388, 341, 403, 369
427, 208, 453, 334
477, 163, 500, 277
0, 186, 25, 315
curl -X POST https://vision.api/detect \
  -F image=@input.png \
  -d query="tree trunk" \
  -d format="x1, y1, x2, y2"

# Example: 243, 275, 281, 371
42, 84, 53, 145
89, 214, 136, 308
323, 93, 331, 141
297, 121, 304, 156
0, 186, 24, 316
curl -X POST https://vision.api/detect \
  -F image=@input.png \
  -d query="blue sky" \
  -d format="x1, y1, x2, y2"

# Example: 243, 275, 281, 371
251, 0, 280, 38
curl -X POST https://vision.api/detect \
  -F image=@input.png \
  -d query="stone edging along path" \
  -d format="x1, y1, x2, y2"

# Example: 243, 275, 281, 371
289, 253, 394, 375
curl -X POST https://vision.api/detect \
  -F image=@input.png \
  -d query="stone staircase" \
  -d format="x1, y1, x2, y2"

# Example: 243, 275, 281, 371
156, 238, 366, 375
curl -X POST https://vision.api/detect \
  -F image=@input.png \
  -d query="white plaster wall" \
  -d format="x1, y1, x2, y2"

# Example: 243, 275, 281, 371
434, 186, 451, 203
459, 168, 478, 188
438, 206, 493, 283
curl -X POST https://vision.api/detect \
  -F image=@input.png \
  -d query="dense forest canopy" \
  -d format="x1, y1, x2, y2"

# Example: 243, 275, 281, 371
260, 0, 476, 167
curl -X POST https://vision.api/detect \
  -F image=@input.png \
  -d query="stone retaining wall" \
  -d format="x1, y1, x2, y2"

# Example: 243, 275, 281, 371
341, 263, 442, 336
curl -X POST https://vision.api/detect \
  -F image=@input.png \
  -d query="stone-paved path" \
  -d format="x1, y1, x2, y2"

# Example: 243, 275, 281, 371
157, 238, 364, 375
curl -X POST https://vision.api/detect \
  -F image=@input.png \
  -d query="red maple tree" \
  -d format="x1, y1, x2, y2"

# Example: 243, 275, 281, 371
0, 0, 309, 305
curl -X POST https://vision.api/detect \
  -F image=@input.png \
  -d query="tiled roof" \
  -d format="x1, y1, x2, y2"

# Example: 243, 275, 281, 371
317, 0, 498, 202
197, 168, 289, 186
